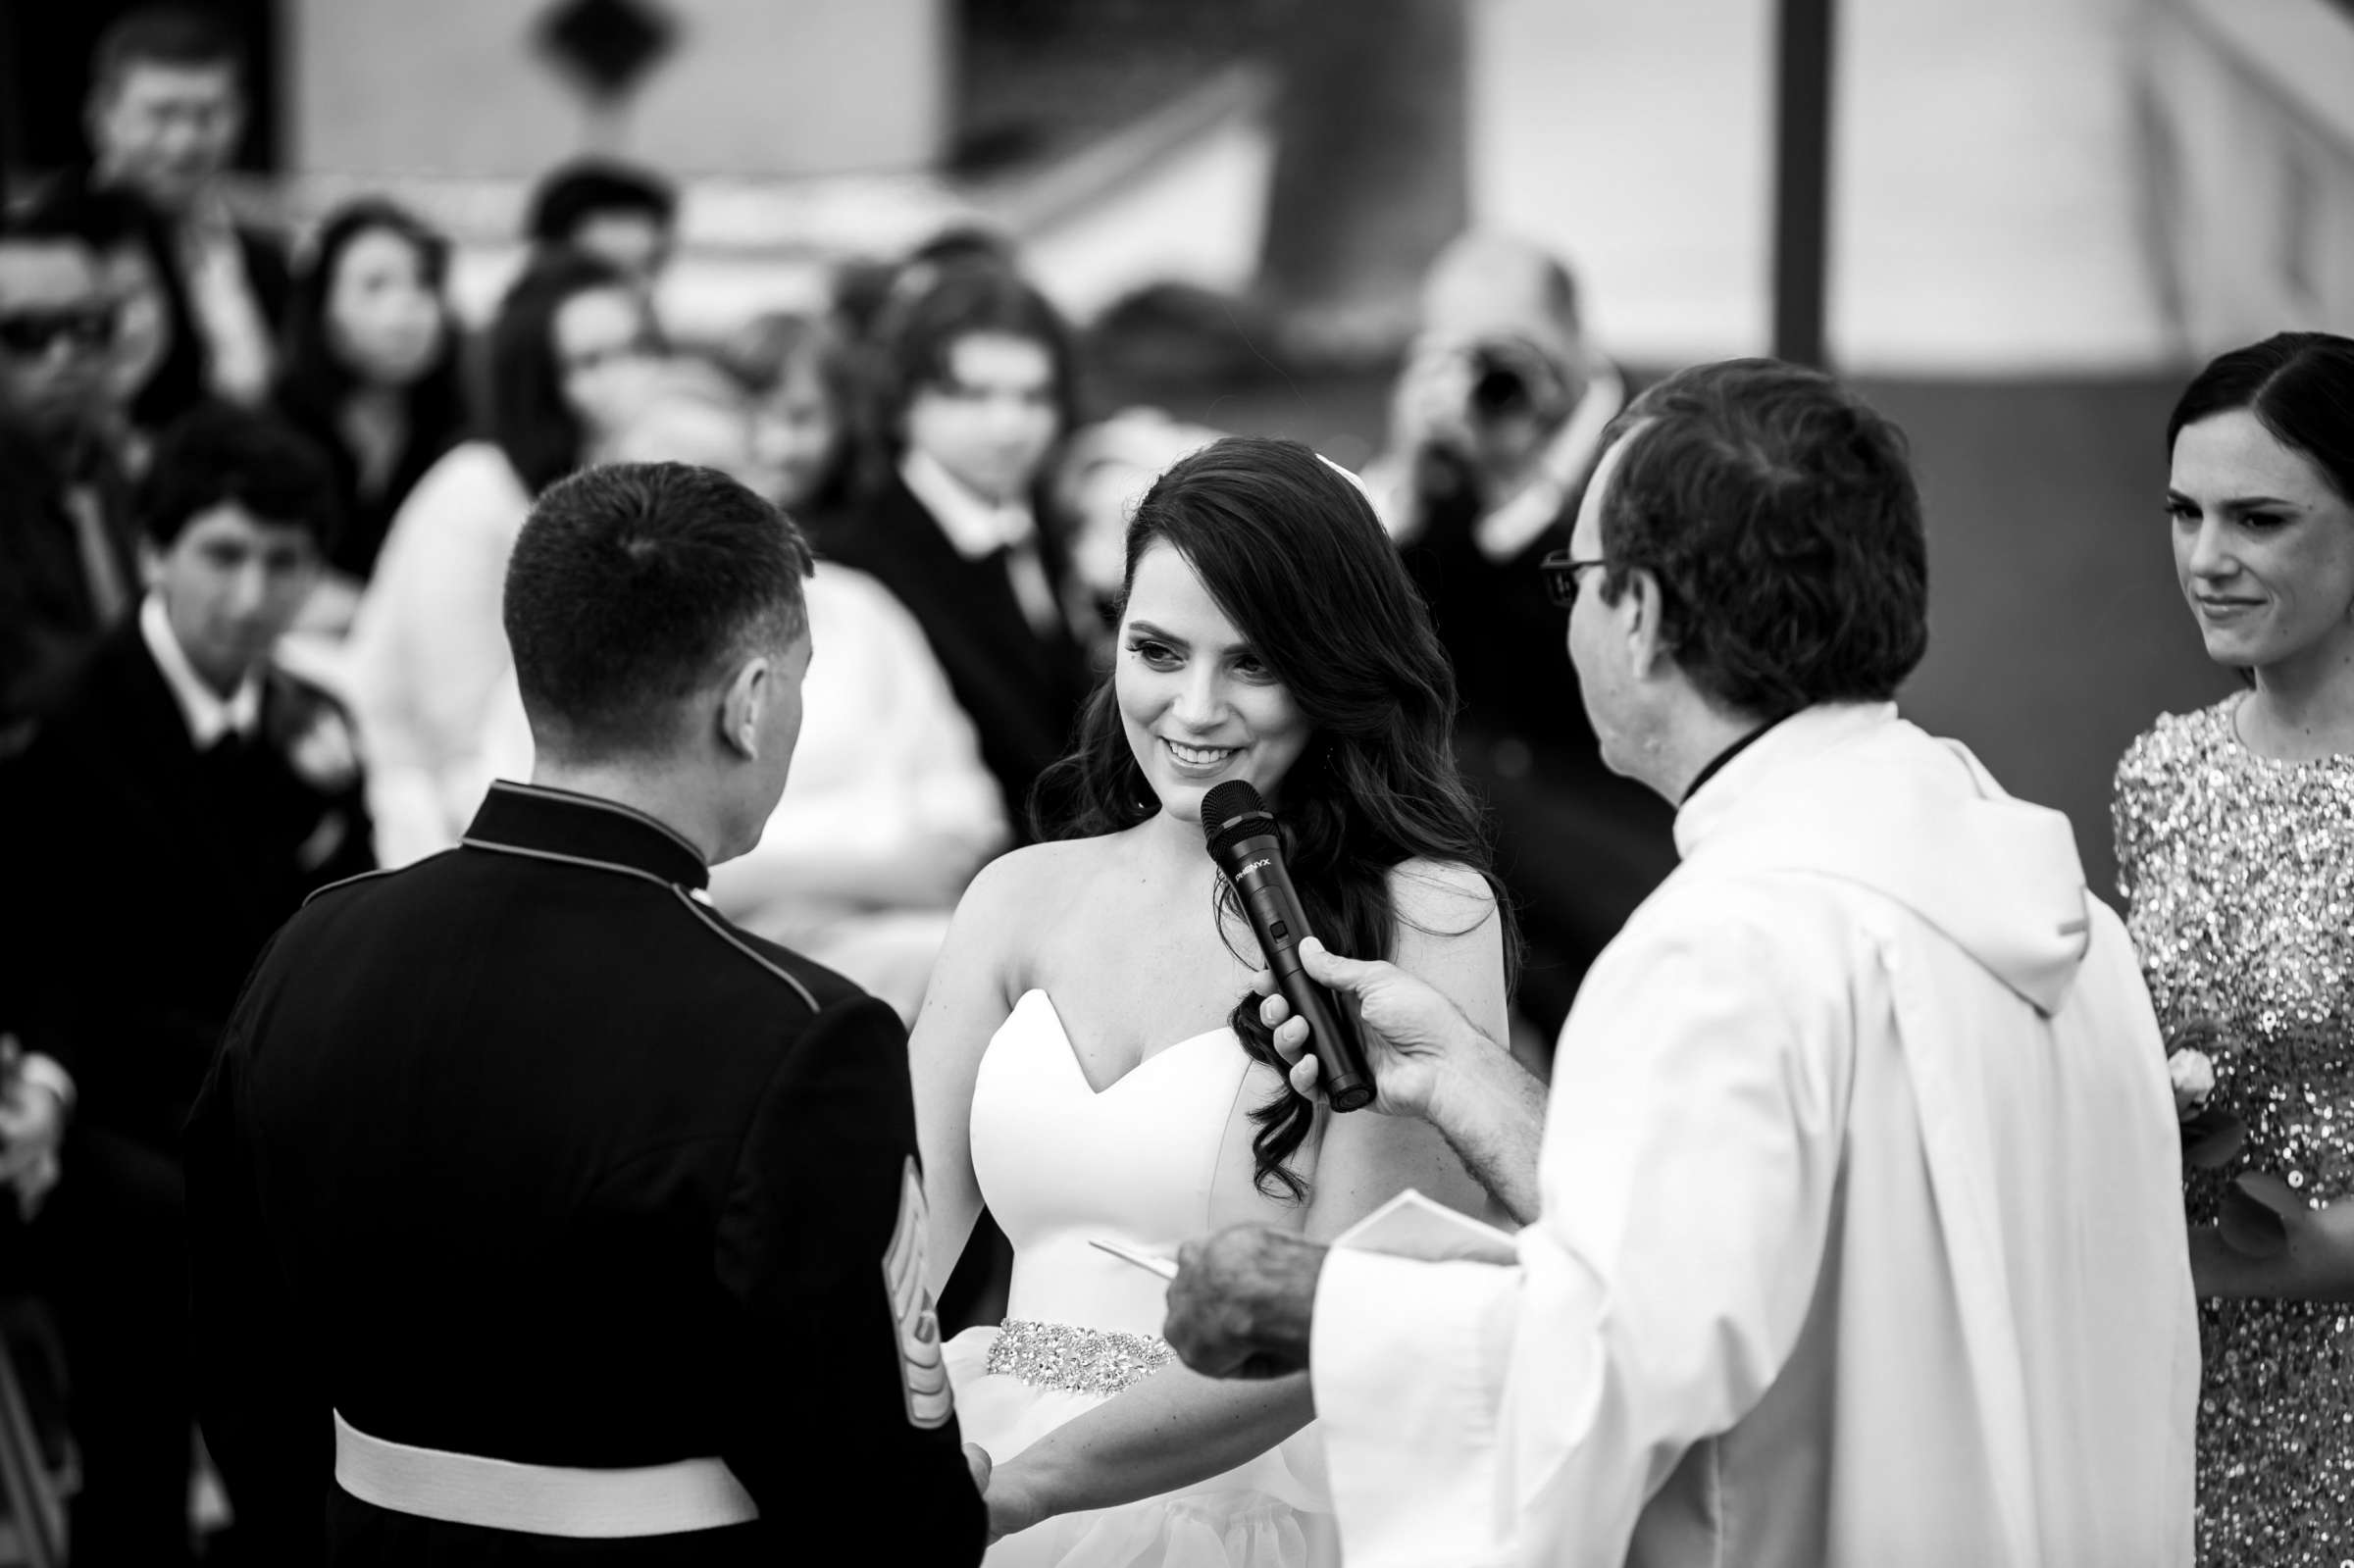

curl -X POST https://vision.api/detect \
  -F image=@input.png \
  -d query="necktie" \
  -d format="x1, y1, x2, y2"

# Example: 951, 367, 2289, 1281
1001, 536, 1063, 643
65, 485, 129, 628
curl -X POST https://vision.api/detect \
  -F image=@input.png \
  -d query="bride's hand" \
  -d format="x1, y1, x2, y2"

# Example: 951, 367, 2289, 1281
1252, 937, 1482, 1119
975, 1448, 1046, 1544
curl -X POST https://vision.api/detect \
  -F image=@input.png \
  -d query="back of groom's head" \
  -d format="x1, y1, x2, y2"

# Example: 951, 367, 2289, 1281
1596, 358, 1928, 720
505, 462, 812, 763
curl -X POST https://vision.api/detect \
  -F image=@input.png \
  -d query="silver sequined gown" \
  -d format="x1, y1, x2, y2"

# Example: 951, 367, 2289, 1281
2116, 697, 2354, 1566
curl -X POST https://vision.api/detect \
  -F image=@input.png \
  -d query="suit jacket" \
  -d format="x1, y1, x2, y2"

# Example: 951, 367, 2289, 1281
0, 419, 137, 735
824, 475, 1092, 838
185, 782, 987, 1565
7, 614, 373, 1150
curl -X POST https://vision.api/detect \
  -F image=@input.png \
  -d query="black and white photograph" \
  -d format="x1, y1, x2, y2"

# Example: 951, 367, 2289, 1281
0, 0, 2349, 1561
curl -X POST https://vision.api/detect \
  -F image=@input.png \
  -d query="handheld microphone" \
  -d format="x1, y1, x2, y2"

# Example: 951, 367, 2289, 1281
1200, 780, 1375, 1112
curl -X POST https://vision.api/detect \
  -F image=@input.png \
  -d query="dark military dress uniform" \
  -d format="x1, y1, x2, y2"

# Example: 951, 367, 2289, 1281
187, 782, 986, 1565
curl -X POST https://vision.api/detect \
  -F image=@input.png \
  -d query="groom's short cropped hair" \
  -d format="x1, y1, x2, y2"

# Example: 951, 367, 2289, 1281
504, 462, 812, 758
1595, 359, 1927, 719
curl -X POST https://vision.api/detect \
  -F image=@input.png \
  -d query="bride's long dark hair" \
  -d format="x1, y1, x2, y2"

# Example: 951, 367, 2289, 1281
1035, 436, 1517, 1200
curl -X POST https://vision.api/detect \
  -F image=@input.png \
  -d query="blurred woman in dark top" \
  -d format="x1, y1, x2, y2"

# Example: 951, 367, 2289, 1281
272, 198, 466, 597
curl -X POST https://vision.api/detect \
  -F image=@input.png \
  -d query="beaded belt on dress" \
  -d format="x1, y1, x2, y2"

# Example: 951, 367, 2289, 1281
987, 1319, 1174, 1396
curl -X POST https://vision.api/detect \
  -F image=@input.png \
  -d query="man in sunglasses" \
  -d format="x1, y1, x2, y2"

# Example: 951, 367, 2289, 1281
0, 209, 137, 746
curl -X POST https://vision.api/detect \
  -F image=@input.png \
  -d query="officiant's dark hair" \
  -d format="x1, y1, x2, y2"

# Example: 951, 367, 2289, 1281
1594, 361, 1926, 720
506, 462, 811, 759
1037, 436, 1519, 1201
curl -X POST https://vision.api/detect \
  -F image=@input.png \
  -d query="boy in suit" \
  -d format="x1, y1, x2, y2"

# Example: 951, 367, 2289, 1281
10, 402, 370, 1563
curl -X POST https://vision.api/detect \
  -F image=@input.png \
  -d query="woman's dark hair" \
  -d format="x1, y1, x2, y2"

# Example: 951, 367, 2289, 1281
2166, 331, 2354, 506
273, 199, 468, 573
485, 250, 647, 495
868, 260, 1078, 477
1595, 358, 1928, 718
717, 311, 865, 515
1035, 436, 1516, 1200
279, 199, 462, 415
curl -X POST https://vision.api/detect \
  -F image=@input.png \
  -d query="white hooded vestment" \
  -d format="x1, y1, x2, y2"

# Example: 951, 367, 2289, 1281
1310, 703, 2197, 1568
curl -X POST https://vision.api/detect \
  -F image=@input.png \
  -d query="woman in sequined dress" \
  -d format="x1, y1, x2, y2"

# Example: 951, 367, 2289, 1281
2115, 331, 2354, 1565
910, 438, 1510, 1565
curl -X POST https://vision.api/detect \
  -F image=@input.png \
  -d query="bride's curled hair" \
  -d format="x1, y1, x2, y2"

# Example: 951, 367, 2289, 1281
1036, 435, 1518, 1199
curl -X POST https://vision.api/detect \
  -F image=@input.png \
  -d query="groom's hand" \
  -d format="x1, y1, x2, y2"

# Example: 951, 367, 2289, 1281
1164, 1225, 1326, 1380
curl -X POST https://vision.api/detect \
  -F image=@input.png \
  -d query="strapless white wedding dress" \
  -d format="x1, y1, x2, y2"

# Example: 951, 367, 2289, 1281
946, 989, 1337, 1567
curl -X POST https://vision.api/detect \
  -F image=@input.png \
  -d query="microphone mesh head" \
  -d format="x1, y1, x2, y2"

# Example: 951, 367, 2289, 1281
1202, 780, 1270, 860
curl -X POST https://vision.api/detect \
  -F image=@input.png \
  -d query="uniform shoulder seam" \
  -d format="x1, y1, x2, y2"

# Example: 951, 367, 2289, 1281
300, 864, 401, 907
669, 888, 821, 1013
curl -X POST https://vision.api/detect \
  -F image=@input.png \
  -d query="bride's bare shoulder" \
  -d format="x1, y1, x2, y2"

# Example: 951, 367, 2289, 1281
951, 835, 1120, 925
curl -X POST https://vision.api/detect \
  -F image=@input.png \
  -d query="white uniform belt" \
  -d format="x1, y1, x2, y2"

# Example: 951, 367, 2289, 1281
333, 1410, 759, 1538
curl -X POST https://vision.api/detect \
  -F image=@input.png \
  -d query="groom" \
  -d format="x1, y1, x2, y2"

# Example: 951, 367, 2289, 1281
186, 463, 987, 1563
1162, 361, 2198, 1566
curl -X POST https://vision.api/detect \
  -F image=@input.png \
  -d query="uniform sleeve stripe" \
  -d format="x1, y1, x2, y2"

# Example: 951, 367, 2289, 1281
669, 888, 821, 1013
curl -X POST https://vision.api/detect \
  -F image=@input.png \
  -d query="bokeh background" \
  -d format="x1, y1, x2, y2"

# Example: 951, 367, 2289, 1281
9, 0, 2348, 890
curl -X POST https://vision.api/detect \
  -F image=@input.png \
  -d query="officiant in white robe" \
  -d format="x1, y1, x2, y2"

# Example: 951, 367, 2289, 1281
1160, 360, 2197, 1568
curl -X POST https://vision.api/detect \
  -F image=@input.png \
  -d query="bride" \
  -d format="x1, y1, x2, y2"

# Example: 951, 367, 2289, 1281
913, 435, 1513, 1564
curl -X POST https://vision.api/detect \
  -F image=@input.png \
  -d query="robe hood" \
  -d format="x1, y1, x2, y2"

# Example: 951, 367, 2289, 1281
1678, 705, 2093, 1016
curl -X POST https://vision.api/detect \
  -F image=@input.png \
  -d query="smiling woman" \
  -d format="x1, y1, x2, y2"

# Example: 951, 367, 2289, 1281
908, 436, 1515, 1564
2115, 329, 2354, 1567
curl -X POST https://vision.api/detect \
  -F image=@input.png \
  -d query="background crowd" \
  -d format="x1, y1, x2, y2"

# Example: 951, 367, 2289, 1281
0, 0, 2348, 1563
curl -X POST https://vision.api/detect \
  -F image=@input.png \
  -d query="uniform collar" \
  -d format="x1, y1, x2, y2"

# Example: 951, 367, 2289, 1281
899, 447, 1037, 561
462, 781, 711, 892
1673, 701, 1900, 858
140, 592, 263, 748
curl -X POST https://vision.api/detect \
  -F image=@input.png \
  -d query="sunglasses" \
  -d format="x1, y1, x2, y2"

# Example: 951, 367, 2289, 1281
0, 306, 117, 360
1539, 548, 1609, 610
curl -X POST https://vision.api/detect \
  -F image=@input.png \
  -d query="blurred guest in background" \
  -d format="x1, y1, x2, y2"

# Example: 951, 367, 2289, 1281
11, 403, 370, 1565
1051, 406, 1222, 662
347, 250, 658, 865
2115, 330, 2354, 1567
1365, 231, 1676, 1048
523, 155, 679, 301
79, 5, 288, 424
718, 309, 866, 539
831, 262, 1092, 837
17, 181, 179, 471
273, 197, 468, 614
0, 209, 136, 746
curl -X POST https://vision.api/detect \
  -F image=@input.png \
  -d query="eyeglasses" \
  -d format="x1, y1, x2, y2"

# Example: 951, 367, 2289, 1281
0, 306, 118, 360
1539, 548, 1609, 610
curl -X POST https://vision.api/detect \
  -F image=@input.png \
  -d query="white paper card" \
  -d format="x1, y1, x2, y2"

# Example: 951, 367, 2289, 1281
1331, 1189, 1518, 1267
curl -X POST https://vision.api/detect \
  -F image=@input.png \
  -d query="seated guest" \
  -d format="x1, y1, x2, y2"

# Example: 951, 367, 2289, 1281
272, 197, 467, 609
522, 155, 678, 300
0, 209, 136, 745
346, 250, 658, 865
10, 402, 372, 1566
479, 361, 1008, 1020
1364, 231, 1677, 1045
828, 261, 1093, 837
16, 182, 179, 473
717, 310, 865, 541
79, 5, 288, 425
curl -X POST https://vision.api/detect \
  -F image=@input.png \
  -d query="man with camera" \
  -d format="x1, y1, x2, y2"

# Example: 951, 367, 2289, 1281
1364, 232, 1677, 1046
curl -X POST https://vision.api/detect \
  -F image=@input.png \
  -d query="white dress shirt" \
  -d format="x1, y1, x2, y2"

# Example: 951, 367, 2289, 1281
1310, 704, 2198, 1568
899, 447, 1064, 641
141, 591, 261, 748
345, 441, 533, 866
